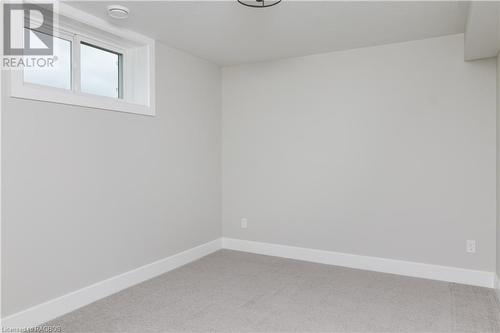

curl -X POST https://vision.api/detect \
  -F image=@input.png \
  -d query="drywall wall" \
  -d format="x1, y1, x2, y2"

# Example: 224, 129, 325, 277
222, 34, 496, 272
464, 1, 500, 61
497, 53, 500, 284
1, 42, 221, 317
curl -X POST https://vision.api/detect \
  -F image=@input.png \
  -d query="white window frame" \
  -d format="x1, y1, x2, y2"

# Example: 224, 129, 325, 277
9, 3, 156, 116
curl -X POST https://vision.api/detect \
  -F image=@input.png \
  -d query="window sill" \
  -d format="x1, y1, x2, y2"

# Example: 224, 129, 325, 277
10, 75, 155, 116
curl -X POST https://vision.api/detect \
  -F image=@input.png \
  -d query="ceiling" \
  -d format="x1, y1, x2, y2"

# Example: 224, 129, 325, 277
66, 1, 469, 66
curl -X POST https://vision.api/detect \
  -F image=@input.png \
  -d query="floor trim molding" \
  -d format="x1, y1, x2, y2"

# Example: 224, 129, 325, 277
2, 238, 222, 329
3, 237, 496, 329
221, 238, 495, 289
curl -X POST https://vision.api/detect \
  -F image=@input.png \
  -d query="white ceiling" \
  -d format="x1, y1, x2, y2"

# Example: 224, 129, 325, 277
66, 1, 469, 66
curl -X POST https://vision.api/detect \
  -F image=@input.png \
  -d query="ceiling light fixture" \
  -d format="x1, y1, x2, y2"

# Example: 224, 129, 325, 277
107, 5, 129, 19
237, 0, 281, 8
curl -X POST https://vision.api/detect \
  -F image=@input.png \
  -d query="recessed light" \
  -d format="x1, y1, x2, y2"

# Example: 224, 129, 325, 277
107, 5, 129, 19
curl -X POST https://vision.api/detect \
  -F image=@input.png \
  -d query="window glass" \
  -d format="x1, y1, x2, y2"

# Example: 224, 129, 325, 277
80, 42, 122, 99
23, 31, 72, 90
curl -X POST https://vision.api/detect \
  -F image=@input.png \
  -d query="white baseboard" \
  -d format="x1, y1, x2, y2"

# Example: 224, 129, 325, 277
222, 238, 496, 288
2, 238, 222, 329
3, 237, 496, 329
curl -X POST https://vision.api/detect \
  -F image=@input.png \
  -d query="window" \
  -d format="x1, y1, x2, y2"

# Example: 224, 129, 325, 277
23, 31, 72, 90
10, 3, 155, 116
21, 29, 124, 97
23, 35, 124, 99
80, 42, 123, 99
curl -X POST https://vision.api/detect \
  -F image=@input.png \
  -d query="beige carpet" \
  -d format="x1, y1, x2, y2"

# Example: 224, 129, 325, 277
46, 250, 500, 332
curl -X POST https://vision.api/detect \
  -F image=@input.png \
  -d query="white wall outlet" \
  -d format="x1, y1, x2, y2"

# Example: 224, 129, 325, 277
240, 218, 248, 229
466, 240, 476, 253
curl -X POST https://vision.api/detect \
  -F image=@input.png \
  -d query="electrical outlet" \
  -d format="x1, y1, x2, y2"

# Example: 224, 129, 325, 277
466, 240, 476, 253
241, 218, 248, 229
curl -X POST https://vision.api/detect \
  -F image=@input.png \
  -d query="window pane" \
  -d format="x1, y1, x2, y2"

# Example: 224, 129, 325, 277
80, 42, 122, 99
23, 32, 72, 90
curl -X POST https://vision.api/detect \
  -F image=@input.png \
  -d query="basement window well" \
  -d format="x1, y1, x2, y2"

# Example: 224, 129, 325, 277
9, 4, 156, 116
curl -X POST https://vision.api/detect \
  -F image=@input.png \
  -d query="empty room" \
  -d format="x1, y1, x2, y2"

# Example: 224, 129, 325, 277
1, 0, 500, 332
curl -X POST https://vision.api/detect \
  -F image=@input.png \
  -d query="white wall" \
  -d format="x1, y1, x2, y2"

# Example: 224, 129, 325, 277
1, 42, 222, 317
2, 31, 498, 319
222, 34, 497, 272
497, 53, 500, 284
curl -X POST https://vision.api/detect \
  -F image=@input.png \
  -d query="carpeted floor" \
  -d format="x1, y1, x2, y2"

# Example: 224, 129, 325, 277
46, 250, 500, 332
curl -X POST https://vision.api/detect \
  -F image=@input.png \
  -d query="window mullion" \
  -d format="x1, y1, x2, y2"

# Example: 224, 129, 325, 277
72, 35, 81, 93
